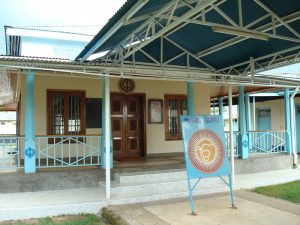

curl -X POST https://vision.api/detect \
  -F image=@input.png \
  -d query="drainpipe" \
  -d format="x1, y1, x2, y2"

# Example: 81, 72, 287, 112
228, 85, 235, 184
290, 87, 299, 168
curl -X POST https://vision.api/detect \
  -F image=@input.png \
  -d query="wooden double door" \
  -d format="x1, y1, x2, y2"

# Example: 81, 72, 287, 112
111, 93, 146, 160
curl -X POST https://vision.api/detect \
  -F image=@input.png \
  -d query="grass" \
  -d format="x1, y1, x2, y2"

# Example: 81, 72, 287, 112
253, 180, 300, 203
0, 214, 107, 225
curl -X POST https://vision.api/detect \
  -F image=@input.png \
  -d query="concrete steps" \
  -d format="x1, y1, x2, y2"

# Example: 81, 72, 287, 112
100, 169, 230, 204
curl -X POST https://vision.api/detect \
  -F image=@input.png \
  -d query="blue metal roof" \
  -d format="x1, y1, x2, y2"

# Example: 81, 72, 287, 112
76, 0, 300, 75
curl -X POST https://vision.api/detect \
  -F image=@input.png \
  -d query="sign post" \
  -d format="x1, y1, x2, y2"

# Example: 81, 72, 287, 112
180, 115, 235, 215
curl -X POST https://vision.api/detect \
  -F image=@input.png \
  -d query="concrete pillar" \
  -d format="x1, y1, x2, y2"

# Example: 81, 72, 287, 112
284, 88, 292, 155
24, 71, 36, 173
238, 86, 249, 159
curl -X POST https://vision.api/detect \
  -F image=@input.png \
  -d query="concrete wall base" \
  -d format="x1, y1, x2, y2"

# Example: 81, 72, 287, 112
235, 154, 293, 174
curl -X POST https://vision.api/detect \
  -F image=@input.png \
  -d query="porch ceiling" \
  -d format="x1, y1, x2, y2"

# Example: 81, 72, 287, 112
210, 85, 278, 99
76, 0, 300, 85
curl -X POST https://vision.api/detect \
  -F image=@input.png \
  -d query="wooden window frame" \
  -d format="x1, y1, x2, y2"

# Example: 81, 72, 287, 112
164, 94, 187, 141
47, 90, 86, 141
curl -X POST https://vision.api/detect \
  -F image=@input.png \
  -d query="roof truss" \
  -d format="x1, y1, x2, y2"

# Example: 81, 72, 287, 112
89, 0, 300, 76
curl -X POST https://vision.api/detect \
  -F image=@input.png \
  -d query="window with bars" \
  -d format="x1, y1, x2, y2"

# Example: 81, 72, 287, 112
47, 90, 86, 137
164, 94, 187, 141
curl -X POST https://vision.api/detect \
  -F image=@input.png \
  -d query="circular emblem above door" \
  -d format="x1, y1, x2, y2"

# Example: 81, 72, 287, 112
118, 78, 135, 94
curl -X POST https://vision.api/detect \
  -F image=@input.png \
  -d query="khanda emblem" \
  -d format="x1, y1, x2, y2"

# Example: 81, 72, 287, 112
197, 140, 216, 163
188, 129, 225, 174
25, 147, 35, 158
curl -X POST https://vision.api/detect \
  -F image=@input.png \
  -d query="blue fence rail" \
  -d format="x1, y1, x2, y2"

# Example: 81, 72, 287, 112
0, 135, 23, 169
36, 135, 102, 168
225, 130, 287, 156
0, 134, 101, 170
249, 130, 287, 154
0, 130, 288, 171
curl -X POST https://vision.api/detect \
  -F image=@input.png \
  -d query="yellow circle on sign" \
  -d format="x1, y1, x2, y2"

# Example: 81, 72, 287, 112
196, 139, 216, 163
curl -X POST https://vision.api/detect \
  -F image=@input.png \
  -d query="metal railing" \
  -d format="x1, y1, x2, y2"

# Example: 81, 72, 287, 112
224, 131, 239, 157
0, 135, 23, 169
36, 135, 101, 168
249, 130, 287, 154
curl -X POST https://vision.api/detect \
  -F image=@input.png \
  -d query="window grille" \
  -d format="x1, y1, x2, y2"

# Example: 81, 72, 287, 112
164, 94, 187, 140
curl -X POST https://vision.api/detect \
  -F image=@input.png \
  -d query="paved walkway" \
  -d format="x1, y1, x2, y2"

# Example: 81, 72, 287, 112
0, 168, 300, 222
108, 190, 300, 225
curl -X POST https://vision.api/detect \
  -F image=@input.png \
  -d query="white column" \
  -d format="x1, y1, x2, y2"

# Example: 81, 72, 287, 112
228, 85, 235, 184
253, 96, 256, 131
105, 76, 111, 199
290, 87, 299, 167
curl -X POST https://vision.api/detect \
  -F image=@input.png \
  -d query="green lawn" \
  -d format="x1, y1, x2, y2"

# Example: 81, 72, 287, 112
0, 214, 107, 225
254, 180, 300, 203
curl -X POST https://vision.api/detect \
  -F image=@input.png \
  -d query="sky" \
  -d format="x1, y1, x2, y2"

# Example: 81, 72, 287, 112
0, 0, 126, 54
264, 63, 300, 75
0, 0, 299, 75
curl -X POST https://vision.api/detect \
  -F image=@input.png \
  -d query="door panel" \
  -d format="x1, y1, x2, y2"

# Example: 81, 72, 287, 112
257, 109, 271, 131
257, 109, 271, 151
111, 93, 144, 160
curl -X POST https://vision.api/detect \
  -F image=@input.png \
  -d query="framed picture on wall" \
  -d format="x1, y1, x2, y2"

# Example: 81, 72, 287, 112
148, 99, 163, 124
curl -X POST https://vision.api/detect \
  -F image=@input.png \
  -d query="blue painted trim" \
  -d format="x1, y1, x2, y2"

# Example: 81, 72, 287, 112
284, 88, 292, 155
238, 86, 249, 159
187, 82, 195, 116
24, 71, 36, 173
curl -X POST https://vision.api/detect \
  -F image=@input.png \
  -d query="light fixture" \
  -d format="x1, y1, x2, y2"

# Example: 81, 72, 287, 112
212, 26, 270, 41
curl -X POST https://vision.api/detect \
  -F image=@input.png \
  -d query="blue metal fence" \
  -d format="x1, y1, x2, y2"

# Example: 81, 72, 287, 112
249, 131, 287, 154
36, 135, 101, 168
0, 135, 23, 169
0, 130, 288, 171
0, 135, 101, 170
225, 130, 287, 156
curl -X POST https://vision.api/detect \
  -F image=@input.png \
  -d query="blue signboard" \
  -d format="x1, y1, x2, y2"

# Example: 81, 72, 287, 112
181, 115, 235, 214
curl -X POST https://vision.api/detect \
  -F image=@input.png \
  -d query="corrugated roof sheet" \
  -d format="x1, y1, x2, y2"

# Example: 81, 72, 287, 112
6, 26, 94, 37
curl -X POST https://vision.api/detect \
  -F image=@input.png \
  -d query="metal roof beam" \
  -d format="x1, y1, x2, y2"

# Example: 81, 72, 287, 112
216, 45, 300, 74
163, 36, 216, 70
254, 0, 300, 39
103, 0, 220, 64
0, 57, 299, 87
158, 14, 300, 44
78, 0, 149, 61
195, 10, 300, 58
124, 0, 200, 25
